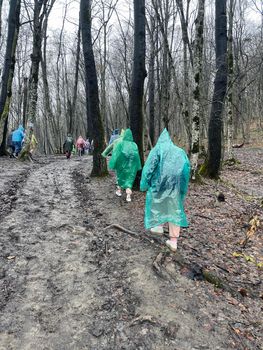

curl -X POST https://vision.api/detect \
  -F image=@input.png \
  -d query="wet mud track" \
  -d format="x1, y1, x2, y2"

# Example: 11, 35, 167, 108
0, 154, 262, 349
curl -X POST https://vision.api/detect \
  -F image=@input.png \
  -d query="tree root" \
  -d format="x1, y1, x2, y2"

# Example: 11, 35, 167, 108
130, 315, 159, 326
103, 224, 140, 237
103, 224, 154, 244
152, 252, 177, 284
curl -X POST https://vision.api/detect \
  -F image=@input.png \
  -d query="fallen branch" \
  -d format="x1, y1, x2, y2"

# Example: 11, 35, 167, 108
130, 315, 159, 326
194, 214, 213, 221
103, 224, 140, 237
103, 224, 153, 244
232, 142, 244, 148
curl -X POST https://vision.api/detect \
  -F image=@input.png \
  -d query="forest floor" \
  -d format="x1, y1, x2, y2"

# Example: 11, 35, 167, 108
0, 146, 262, 350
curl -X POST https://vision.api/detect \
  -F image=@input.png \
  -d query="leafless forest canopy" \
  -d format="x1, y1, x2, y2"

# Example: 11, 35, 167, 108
0, 0, 262, 155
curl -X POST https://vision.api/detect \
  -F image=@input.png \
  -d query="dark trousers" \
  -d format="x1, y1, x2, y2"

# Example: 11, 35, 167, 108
66, 151, 71, 159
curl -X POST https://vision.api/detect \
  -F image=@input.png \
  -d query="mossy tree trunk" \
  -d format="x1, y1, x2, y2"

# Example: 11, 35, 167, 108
190, 0, 205, 180
80, 0, 108, 177
20, 0, 55, 160
0, 0, 21, 156
129, 0, 147, 166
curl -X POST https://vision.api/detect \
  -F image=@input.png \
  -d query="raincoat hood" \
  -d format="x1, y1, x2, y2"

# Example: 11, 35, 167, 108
123, 128, 133, 142
156, 128, 172, 145
77, 136, 84, 142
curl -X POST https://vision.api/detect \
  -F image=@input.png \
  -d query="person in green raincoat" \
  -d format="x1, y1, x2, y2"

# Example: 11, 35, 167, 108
109, 128, 142, 202
140, 129, 190, 251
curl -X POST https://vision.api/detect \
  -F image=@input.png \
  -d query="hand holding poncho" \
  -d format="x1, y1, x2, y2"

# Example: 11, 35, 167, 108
140, 129, 190, 229
109, 128, 142, 189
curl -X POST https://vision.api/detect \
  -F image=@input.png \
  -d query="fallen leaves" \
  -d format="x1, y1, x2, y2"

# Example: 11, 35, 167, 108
240, 215, 260, 247
232, 252, 263, 269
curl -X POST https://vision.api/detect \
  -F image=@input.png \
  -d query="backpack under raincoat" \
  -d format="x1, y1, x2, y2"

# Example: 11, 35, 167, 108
140, 129, 190, 229
109, 128, 142, 189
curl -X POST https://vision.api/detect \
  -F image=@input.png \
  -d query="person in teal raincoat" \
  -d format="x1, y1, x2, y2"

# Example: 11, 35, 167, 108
140, 129, 190, 251
109, 128, 142, 202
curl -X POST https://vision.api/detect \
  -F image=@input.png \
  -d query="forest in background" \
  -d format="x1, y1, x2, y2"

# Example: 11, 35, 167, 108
0, 0, 262, 177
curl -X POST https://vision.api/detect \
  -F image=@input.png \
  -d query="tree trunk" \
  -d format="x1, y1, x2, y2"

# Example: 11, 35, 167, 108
226, 0, 235, 159
129, 0, 147, 165
69, 27, 81, 135
190, 0, 205, 179
0, 0, 3, 41
0, 0, 21, 156
22, 77, 28, 127
41, 10, 55, 152
80, 0, 108, 177
205, 0, 228, 179
20, 0, 55, 160
147, 12, 156, 146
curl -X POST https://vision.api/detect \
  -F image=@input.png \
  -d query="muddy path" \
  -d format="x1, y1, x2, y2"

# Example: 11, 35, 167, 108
0, 151, 262, 350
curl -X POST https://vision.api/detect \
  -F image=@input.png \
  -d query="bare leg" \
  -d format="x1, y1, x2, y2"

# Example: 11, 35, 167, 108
169, 223, 180, 239
126, 188, 132, 202
166, 223, 180, 252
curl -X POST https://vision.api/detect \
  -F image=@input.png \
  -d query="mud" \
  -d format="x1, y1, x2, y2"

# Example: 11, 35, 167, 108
0, 150, 262, 350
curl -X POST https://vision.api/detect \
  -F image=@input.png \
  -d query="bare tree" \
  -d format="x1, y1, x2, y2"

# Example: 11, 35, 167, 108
0, 0, 21, 156
204, 0, 228, 178
190, 0, 205, 179
20, 0, 55, 160
226, 0, 236, 160
129, 0, 147, 165
80, 0, 107, 176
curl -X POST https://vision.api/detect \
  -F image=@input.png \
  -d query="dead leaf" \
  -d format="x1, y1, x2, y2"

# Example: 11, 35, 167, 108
234, 328, 241, 334
238, 288, 248, 297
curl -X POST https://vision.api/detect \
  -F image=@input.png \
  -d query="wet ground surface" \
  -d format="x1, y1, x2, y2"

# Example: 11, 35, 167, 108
0, 150, 262, 350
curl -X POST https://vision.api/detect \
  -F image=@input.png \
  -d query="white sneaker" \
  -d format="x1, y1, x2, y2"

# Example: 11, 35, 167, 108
150, 226, 164, 234
116, 188, 122, 197
166, 239, 177, 252
126, 193, 131, 202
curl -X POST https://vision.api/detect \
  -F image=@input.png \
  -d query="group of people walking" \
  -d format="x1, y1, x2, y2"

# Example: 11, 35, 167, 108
7, 124, 190, 252
102, 127, 190, 252
63, 134, 93, 159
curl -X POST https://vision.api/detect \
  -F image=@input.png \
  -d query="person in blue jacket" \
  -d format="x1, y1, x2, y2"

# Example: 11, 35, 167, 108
12, 125, 24, 157
140, 129, 190, 252
109, 129, 120, 144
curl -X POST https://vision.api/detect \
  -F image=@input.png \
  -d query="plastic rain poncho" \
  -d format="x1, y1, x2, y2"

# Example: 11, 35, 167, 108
102, 129, 125, 158
109, 128, 142, 189
140, 129, 190, 229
